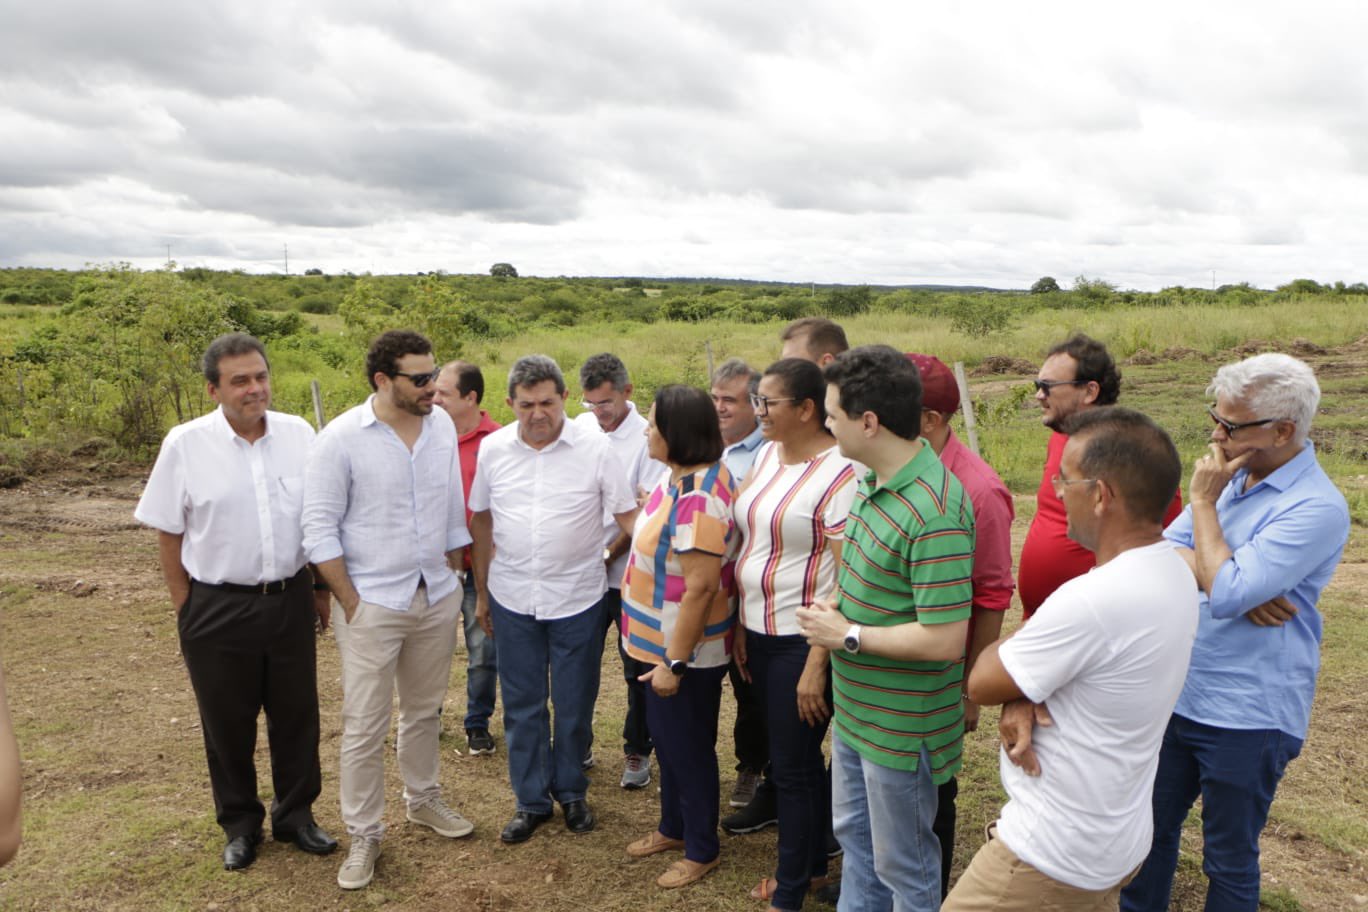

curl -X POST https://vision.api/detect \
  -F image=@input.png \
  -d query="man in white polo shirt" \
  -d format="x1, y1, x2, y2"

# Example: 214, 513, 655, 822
943, 407, 1198, 910
135, 332, 335, 872
573, 352, 664, 790
303, 330, 474, 891
469, 354, 638, 844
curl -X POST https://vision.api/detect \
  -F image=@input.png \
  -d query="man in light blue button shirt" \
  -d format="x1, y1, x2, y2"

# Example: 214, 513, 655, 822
1122, 353, 1350, 912
304, 330, 475, 890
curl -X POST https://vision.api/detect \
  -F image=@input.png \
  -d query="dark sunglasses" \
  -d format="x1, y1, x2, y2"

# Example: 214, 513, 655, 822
1032, 378, 1087, 395
1207, 406, 1281, 437
393, 370, 439, 388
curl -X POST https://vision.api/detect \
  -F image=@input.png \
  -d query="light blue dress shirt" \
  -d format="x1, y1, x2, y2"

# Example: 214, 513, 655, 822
722, 422, 766, 485
303, 396, 472, 612
1164, 442, 1349, 738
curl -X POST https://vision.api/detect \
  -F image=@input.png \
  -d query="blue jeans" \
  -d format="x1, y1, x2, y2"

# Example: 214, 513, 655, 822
749, 632, 830, 911
832, 736, 940, 912
490, 595, 606, 813
1120, 714, 1304, 912
645, 663, 727, 863
460, 574, 498, 730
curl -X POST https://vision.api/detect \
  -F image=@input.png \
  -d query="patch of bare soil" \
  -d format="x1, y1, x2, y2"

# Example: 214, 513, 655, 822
972, 355, 1035, 376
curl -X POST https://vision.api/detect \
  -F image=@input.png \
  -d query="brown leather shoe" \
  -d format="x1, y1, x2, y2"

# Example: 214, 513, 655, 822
626, 830, 685, 858
657, 856, 721, 888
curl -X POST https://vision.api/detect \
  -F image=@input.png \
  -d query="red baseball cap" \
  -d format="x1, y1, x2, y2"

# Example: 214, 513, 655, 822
904, 353, 960, 415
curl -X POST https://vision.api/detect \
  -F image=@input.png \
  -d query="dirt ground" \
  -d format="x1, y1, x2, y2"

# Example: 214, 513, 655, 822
0, 451, 1364, 908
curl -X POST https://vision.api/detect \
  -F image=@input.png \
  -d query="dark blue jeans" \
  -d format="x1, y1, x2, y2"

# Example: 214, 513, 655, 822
460, 574, 498, 730
645, 663, 727, 864
490, 595, 606, 813
748, 632, 830, 911
1120, 714, 1303, 912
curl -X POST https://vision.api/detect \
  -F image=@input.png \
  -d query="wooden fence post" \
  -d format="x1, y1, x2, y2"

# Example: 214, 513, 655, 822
953, 361, 980, 456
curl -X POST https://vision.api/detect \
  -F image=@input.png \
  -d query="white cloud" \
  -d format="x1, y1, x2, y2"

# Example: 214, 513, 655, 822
2, 0, 1368, 287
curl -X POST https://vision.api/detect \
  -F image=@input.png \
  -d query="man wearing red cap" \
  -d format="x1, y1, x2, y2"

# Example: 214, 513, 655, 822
906, 352, 1016, 903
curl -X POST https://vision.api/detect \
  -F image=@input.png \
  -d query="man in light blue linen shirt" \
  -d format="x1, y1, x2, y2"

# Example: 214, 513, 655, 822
304, 330, 474, 891
1122, 353, 1350, 912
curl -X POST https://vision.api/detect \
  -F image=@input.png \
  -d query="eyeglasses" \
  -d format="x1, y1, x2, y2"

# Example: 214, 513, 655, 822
1050, 473, 1098, 496
580, 398, 616, 412
1033, 378, 1088, 396
1207, 407, 1282, 438
749, 394, 798, 416
392, 370, 439, 388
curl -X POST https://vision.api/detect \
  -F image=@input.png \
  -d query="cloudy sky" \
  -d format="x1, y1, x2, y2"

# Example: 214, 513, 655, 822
2, 0, 1366, 289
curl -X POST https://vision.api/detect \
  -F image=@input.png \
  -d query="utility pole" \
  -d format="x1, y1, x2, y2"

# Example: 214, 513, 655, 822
166, 244, 172, 268
284, 244, 290, 276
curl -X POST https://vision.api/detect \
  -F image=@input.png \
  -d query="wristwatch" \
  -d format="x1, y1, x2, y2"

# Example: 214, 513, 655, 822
667, 658, 688, 676
843, 624, 863, 655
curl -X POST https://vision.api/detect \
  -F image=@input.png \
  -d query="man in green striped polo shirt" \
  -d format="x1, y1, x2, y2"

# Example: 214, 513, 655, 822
798, 344, 974, 912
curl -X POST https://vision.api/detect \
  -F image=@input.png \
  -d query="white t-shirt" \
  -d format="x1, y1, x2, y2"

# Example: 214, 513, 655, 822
135, 407, 315, 586
573, 403, 666, 588
995, 540, 1199, 890
469, 417, 637, 619
734, 442, 857, 636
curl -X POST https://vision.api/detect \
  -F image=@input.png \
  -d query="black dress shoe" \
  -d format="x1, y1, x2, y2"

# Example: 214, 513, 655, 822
275, 822, 339, 855
562, 799, 595, 834
500, 810, 553, 844
223, 831, 263, 870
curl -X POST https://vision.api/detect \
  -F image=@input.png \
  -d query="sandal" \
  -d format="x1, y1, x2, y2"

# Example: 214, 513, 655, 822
657, 856, 721, 888
626, 830, 685, 858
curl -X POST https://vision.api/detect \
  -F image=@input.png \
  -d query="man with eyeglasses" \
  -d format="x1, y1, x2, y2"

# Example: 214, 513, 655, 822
572, 353, 665, 790
468, 355, 639, 845
303, 330, 476, 890
135, 332, 335, 872
1017, 334, 1183, 621
432, 361, 502, 758
1121, 353, 1349, 912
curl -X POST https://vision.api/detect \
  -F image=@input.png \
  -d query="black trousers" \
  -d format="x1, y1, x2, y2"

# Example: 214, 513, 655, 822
727, 659, 769, 773
598, 587, 653, 757
935, 775, 959, 901
178, 569, 322, 840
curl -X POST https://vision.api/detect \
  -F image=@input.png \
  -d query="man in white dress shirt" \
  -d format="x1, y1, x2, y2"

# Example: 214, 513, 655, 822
573, 352, 664, 790
135, 332, 335, 872
469, 355, 638, 844
303, 330, 474, 890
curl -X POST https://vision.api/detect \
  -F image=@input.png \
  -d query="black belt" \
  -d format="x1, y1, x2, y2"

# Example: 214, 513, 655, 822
195, 577, 294, 596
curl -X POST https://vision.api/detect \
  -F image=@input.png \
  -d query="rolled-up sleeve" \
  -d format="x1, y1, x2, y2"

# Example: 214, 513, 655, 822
1208, 497, 1348, 619
302, 432, 348, 565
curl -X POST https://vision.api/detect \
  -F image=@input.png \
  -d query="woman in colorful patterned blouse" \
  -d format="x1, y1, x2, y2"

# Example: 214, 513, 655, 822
620, 384, 738, 890
735, 358, 858, 912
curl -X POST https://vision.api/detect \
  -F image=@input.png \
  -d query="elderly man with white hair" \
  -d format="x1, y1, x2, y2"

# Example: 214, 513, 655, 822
1120, 353, 1350, 912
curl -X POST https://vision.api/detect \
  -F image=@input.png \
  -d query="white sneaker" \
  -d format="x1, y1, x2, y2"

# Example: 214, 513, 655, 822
407, 798, 475, 838
337, 837, 381, 890
620, 753, 651, 790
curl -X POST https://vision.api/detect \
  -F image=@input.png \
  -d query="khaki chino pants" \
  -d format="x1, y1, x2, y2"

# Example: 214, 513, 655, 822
333, 586, 461, 839
941, 823, 1137, 912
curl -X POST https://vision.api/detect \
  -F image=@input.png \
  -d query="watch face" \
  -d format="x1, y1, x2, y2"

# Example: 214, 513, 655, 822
844, 634, 859, 653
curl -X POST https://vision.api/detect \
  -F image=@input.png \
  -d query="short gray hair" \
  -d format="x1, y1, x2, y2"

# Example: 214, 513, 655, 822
712, 357, 761, 396
1208, 353, 1320, 444
507, 354, 566, 399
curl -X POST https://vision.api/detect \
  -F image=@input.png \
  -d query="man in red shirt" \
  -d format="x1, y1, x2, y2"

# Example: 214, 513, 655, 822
907, 353, 1016, 902
434, 360, 503, 756
1017, 335, 1182, 620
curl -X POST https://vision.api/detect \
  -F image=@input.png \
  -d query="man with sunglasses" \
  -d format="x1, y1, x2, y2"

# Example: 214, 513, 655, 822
1121, 353, 1349, 912
304, 330, 475, 890
572, 353, 665, 790
1017, 334, 1183, 621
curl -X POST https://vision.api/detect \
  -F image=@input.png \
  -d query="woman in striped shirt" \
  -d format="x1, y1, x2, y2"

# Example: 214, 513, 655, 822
734, 358, 858, 912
